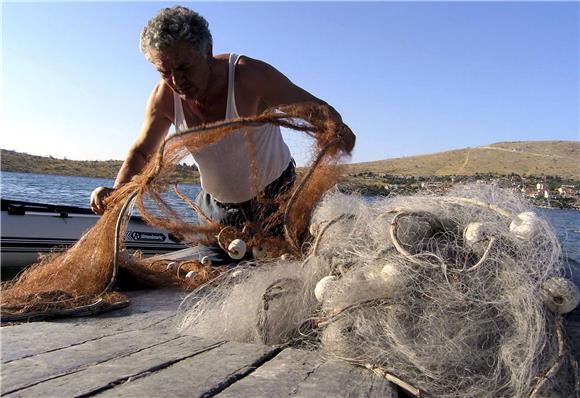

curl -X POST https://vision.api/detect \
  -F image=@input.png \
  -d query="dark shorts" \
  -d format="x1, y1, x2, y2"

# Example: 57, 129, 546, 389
193, 159, 296, 264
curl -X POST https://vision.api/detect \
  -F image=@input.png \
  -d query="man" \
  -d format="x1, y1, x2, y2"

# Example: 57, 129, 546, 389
90, 6, 354, 255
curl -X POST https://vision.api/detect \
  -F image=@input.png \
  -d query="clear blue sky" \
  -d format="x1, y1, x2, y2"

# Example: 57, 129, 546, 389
2, 1, 579, 165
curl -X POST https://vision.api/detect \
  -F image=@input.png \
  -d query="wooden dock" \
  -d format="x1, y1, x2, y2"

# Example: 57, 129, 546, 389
1, 289, 398, 397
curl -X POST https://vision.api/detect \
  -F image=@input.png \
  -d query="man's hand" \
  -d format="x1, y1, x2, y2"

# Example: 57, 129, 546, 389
338, 124, 356, 154
90, 186, 115, 214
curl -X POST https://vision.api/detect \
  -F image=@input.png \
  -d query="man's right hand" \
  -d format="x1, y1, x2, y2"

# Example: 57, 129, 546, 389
90, 187, 115, 214
338, 124, 356, 154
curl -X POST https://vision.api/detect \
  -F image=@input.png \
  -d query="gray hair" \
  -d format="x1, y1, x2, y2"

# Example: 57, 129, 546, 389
140, 6, 213, 60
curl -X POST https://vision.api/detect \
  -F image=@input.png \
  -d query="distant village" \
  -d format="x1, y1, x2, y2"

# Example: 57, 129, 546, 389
342, 172, 580, 210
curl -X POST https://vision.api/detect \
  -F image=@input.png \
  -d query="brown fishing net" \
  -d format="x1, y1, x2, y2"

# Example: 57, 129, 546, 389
0, 103, 350, 322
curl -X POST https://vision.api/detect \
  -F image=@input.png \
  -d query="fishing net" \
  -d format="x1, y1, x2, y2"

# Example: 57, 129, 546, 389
3, 101, 579, 396
0, 103, 349, 322
177, 185, 580, 397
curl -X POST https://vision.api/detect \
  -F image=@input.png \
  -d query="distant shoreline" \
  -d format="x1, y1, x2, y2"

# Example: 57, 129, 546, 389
3, 140, 580, 181
3, 169, 579, 211
3, 141, 579, 211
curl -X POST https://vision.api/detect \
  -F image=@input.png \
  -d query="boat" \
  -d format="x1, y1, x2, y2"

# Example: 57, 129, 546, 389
1, 199, 187, 271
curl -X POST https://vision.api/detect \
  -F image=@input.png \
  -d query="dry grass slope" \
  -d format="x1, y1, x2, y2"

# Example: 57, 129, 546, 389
345, 140, 579, 179
2, 141, 578, 181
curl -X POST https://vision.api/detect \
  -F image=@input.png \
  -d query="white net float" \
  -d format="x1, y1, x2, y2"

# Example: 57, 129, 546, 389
200, 256, 212, 266
380, 263, 405, 293
315, 275, 338, 302
541, 277, 580, 314
509, 212, 541, 240
230, 269, 245, 279
280, 253, 293, 261
228, 239, 247, 260
464, 222, 488, 245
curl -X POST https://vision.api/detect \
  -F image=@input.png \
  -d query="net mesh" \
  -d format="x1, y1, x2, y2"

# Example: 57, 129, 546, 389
0, 103, 349, 320
177, 185, 579, 397
2, 103, 578, 396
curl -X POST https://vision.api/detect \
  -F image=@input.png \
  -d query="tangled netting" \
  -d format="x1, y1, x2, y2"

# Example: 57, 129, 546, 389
0, 103, 349, 321
177, 185, 580, 397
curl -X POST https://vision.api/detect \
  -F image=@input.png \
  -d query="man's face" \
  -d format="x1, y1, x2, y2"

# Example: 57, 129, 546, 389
149, 41, 211, 101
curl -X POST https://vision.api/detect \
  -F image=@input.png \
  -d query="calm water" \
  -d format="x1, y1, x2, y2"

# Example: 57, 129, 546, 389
1, 171, 202, 221
1, 171, 579, 263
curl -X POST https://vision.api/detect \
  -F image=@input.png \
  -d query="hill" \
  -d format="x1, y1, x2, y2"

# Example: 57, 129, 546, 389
344, 140, 579, 180
0, 149, 200, 183
2, 141, 578, 183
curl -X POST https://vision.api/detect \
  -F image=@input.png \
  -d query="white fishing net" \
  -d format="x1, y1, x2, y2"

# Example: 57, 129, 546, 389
177, 184, 579, 397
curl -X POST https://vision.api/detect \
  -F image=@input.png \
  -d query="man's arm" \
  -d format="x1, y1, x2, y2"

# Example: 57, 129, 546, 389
90, 82, 173, 214
238, 56, 355, 153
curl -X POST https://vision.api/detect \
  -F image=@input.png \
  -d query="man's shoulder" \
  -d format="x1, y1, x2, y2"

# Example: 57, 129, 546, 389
237, 55, 268, 71
213, 53, 273, 77
235, 55, 280, 87
215, 53, 263, 81
147, 80, 174, 120
214, 52, 259, 64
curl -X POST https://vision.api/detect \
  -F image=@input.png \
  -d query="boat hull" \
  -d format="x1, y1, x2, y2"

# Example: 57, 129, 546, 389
1, 199, 187, 271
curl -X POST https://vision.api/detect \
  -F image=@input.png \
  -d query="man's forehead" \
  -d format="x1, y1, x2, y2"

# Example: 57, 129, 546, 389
150, 42, 201, 66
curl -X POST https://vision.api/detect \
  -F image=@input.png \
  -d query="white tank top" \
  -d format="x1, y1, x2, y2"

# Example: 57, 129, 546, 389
173, 53, 291, 204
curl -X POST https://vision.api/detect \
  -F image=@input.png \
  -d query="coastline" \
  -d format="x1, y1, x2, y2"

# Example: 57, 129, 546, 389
2, 169, 579, 211
338, 176, 580, 211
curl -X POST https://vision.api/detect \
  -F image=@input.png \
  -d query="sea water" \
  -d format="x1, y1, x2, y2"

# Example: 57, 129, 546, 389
1, 171, 201, 221
1, 171, 579, 263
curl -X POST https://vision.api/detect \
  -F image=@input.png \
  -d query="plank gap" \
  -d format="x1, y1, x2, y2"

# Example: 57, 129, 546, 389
75, 340, 227, 398
3, 335, 184, 395
199, 346, 284, 398
2, 313, 176, 365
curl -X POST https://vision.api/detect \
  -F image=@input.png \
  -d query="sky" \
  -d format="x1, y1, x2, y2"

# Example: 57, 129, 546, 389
2, 1, 579, 165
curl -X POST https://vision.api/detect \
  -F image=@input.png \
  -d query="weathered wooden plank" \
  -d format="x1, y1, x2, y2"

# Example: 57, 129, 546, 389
5, 336, 224, 398
1, 289, 185, 362
1, 325, 180, 394
216, 348, 397, 398
1, 287, 400, 397
1, 312, 172, 363
283, 358, 398, 398
93, 342, 280, 397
